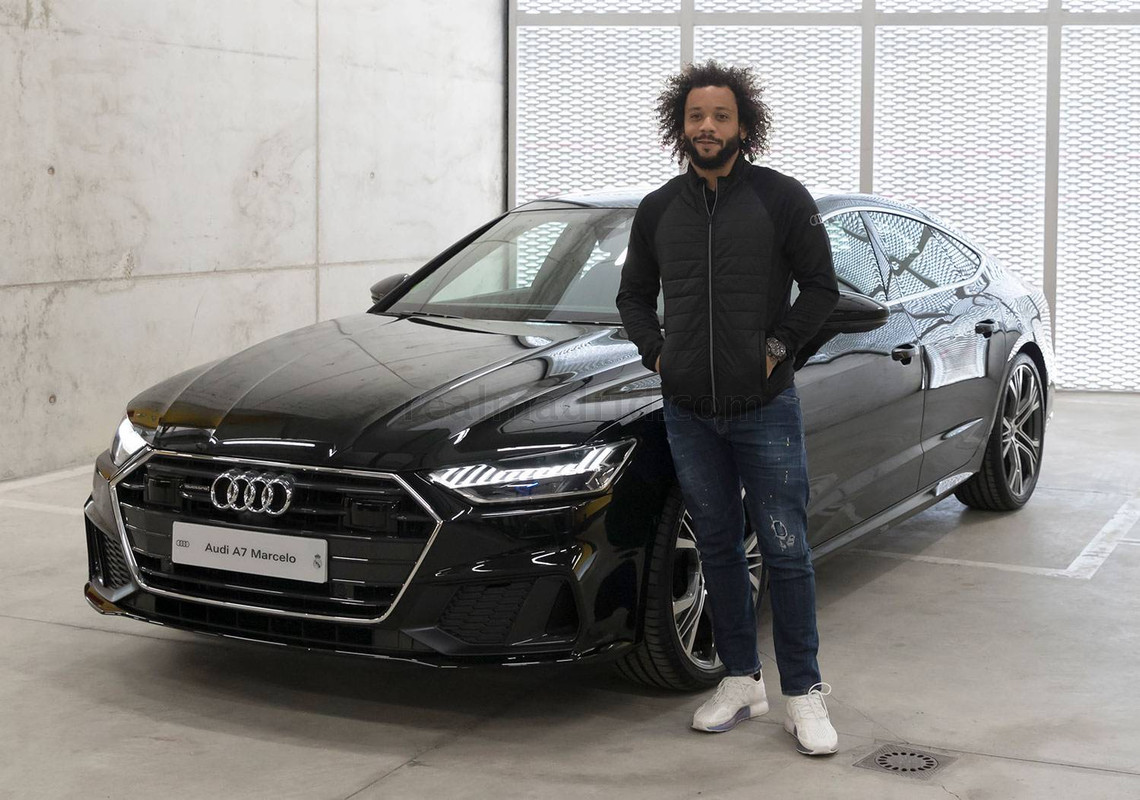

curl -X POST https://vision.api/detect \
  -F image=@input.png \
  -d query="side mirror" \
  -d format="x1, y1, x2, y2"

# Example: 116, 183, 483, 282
792, 290, 890, 370
370, 273, 410, 306
818, 290, 890, 335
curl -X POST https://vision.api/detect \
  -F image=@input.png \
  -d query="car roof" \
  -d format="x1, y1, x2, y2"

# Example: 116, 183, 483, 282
513, 186, 960, 238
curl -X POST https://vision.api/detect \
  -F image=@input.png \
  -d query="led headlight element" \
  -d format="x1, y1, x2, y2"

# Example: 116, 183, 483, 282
110, 416, 154, 467
427, 439, 637, 504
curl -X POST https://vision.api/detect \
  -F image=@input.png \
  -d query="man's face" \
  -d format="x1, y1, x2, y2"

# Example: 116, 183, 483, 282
682, 84, 745, 170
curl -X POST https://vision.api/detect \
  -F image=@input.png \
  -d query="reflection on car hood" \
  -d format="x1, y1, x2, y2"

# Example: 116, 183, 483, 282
126, 314, 660, 471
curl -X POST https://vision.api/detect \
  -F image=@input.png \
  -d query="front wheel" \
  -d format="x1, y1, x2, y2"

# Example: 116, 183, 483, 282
614, 483, 768, 692
955, 351, 1046, 511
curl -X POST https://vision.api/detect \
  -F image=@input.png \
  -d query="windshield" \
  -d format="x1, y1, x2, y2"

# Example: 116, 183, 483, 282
381, 206, 857, 324
383, 208, 659, 324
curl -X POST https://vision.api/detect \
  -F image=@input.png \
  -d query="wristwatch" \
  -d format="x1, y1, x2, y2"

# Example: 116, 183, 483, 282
766, 336, 788, 362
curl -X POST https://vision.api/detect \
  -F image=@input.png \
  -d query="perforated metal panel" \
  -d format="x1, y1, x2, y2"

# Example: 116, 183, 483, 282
519, 0, 677, 11
877, 1, 1045, 10
513, 3, 1140, 392
1055, 26, 1140, 391
1064, 1, 1140, 11
874, 26, 1048, 289
694, 26, 861, 195
515, 26, 680, 205
695, 1, 859, 10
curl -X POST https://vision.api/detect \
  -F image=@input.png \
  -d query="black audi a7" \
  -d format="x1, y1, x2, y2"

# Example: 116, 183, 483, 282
83, 188, 1055, 691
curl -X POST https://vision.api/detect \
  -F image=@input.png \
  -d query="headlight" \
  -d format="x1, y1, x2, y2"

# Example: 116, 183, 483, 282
110, 416, 154, 467
426, 439, 637, 504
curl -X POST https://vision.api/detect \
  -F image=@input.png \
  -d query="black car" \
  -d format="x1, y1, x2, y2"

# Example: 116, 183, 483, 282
83, 189, 1055, 691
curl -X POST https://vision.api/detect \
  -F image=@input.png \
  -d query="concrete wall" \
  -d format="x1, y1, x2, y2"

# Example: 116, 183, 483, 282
0, 0, 505, 480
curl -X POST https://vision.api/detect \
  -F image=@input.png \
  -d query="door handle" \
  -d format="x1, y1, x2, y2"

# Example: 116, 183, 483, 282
975, 319, 998, 338
891, 343, 920, 365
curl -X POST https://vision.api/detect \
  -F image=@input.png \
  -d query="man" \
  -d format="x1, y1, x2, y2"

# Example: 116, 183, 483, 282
616, 60, 841, 756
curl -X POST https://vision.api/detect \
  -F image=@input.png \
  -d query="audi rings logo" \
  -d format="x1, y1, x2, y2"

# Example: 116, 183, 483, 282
210, 469, 295, 516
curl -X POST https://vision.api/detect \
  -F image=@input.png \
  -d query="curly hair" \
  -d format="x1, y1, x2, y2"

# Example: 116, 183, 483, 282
655, 59, 773, 166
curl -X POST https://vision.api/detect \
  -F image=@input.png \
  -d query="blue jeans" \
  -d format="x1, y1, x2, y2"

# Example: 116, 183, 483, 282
663, 385, 823, 696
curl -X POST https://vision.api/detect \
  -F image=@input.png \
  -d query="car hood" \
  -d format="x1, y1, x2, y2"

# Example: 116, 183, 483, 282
126, 313, 659, 472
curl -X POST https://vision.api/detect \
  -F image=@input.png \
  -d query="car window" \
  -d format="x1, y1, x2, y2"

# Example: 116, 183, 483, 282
388, 208, 661, 323
823, 212, 886, 300
432, 220, 567, 301
938, 230, 982, 275
865, 212, 975, 301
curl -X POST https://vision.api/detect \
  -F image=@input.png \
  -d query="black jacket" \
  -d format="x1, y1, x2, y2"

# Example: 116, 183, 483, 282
616, 154, 840, 418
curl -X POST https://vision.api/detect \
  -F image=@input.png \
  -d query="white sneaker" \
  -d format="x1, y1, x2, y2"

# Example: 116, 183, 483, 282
691, 674, 769, 733
784, 682, 839, 755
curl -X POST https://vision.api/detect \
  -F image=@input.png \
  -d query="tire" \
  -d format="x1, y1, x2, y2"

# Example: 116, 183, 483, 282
614, 482, 769, 692
954, 351, 1046, 511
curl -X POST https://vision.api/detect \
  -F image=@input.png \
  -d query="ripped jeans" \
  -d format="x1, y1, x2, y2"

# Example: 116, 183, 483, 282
663, 384, 823, 696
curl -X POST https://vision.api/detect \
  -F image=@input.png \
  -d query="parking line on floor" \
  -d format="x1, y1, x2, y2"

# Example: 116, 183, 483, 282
0, 499, 85, 517
850, 495, 1140, 580
847, 549, 1070, 577
1065, 495, 1140, 579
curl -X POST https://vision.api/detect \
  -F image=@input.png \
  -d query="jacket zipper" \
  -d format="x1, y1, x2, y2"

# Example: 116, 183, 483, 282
706, 185, 718, 416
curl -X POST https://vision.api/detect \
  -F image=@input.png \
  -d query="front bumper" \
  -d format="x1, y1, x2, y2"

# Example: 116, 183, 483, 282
83, 437, 672, 668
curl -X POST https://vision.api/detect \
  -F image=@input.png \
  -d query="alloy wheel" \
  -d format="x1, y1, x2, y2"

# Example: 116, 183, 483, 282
672, 492, 765, 670
1000, 362, 1044, 498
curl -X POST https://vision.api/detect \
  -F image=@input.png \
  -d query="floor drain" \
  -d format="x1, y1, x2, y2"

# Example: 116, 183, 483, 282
853, 743, 957, 780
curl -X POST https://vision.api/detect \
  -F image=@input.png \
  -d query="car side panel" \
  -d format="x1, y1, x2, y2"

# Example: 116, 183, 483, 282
798, 306, 925, 546
898, 270, 1010, 490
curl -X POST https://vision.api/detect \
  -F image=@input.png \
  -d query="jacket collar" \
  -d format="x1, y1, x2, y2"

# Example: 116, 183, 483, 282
684, 150, 751, 190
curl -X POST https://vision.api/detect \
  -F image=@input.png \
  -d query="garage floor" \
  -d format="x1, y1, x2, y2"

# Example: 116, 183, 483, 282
3, 390, 1138, 799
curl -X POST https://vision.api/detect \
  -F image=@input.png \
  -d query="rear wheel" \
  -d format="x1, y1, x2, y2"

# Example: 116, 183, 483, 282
955, 351, 1046, 511
614, 483, 769, 692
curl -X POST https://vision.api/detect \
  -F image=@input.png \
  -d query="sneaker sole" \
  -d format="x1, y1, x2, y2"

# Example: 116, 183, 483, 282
691, 701, 769, 733
783, 720, 839, 755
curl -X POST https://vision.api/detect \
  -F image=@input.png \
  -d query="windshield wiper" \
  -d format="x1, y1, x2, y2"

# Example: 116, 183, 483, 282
532, 318, 619, 326
381, 310, 464, 320
381, 311, 618, 326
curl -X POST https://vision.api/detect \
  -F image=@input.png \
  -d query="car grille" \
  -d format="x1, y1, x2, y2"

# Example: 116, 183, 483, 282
113, 454, 437, 619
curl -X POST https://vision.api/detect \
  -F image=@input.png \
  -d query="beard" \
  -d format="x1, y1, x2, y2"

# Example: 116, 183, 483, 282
684, 132, 742, 170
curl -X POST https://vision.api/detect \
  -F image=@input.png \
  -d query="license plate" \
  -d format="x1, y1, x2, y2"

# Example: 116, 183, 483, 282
171, 521, 328, 584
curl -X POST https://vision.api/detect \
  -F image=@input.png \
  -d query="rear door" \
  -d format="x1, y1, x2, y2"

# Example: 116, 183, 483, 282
862, 211, 1009, 490
797, 211, 925, 545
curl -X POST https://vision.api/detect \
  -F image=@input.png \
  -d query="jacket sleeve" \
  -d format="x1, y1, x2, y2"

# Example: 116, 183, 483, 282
616, 203, 665, 372
770, 177, 840, 362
